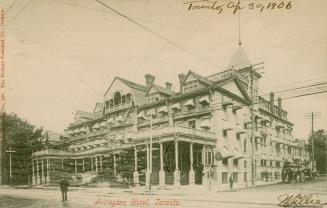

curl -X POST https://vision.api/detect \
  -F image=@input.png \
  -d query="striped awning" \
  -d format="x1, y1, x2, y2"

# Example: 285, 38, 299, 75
221, 146, 233, 159
184, 99, 195, 107
158, 106, 168, 113
137, 111, 145, 118
199, 119, 210, 128
107, 117, 114, 124
147, 109, 156, 116
116, 115, 124, 122
170, 103, 181, 110
92, 123, 100, 130
79, 127, 86, 133
99, 122, 107, 128
199, 95, 209, 104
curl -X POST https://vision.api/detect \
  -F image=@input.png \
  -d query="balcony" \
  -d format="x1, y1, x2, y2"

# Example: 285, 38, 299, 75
110, 118, 134, 128
105, 102, 133, 114
138, 116, 169, 127
173, 106, 211, 120
133, 125, 216, 143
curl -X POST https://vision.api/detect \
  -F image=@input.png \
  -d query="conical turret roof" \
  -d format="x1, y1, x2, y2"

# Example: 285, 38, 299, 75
227, 45, 252, 70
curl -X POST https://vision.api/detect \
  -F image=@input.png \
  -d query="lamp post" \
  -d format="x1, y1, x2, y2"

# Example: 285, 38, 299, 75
6, 147, 16, 184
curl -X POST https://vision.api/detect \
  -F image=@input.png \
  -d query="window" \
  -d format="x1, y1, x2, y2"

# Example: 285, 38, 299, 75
188, 120, 196, 129
244, 172, 247, 182
114, 92, 121, 105
222, 172, 228, 184
223, 130, 228, 137
244, 160, 247, 169
182, 80, 199, 93
206, 150, 212, 165
233, 172, 238, 183
122, 95, 126, 104
222, 158, 228, 165
105, 101, 109, 109
244, 139, 247, 153
233, 159, 238, 166
126, 93, 131, 102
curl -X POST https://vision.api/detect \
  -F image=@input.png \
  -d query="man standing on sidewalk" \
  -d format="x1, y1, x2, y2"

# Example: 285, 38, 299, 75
229, 174, 234, 190
60, 177, 69, 202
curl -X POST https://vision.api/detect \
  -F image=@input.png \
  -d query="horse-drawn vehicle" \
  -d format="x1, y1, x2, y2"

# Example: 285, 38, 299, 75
281, 161, 314, 183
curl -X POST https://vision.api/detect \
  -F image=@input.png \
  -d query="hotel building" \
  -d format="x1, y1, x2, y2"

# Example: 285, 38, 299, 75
32, 46, 310, 189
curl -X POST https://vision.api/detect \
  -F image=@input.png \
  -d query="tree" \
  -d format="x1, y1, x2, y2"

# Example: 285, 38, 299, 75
0, 113, 43, 185
309, 130, 327, 174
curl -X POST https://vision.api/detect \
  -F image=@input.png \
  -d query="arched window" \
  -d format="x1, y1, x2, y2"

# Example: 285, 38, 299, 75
114, 92, 121, 105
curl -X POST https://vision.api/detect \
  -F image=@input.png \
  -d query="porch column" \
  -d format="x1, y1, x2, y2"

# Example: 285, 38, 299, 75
36, 160, 40, 185
82, 159, 85, 172
145, 144, 150, 187
47, 158, 50, 185
113, 153, 116, 176
100, 156, 103, 172
91, 157, 94, 172
202, 145, 208, 186
174, 140, 180, 187
74, 159, 77, 174
32, 160, 35, 185
133, 147, 139, 186
189, 142, 195, 185
159, 142, 165, 187
95, 156, 98, 174
41, 159, 45, 184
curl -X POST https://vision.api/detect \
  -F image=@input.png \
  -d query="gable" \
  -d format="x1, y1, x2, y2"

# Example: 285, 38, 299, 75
104, 78, 134, 100
148, 86, 158, 95
220, 80, 245, 99
184, 73, 198, 83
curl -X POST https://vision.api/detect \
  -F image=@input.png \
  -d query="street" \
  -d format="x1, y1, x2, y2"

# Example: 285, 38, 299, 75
0, 177, 327, 208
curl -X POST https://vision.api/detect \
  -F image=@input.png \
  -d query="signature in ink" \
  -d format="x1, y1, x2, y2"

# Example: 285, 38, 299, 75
278, 193, 327, 207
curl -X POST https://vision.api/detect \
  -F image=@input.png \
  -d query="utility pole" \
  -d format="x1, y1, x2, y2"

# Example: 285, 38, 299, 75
149, 114, 153, 191
305, 112, 321, 171
250, 66, 255, 186
6, 147, 16, 184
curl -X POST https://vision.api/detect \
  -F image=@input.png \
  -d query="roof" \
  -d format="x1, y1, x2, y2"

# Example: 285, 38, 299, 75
44, 131, 62, 142
93, 102, 104, 113
75, 110, 95, 119
116, 77, 147, 92
227, 45, 252, 70
147, 83, 174, 96
182, 70, 213, 86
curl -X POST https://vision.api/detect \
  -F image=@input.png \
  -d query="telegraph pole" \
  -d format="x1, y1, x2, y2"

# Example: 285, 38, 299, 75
305, 112, 321, 171
250, 66, 255, 186
6, 147, 16, 184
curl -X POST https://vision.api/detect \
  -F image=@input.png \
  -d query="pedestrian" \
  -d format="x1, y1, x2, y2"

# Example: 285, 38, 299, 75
229, 174, 234, 190
60, 176, 70, 202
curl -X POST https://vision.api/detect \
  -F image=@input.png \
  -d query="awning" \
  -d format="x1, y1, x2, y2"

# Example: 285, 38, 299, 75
184, 99, 195, 107
107, 117, 114, 124
222, 97, 233, 108
221, 146, 233, 159
92, 123, 100, 129
79, 127, 86, 133
99, 122, 107, 128
233, 148, 244, 159
147, 109, 156, 116
199, 119, 210, 128
137, 111, 145, 119
199, 95, 210, 104
232, 105, 242, 111
116, 115, 124, 122
170, 103, 181, 110
157, 106, 168, 113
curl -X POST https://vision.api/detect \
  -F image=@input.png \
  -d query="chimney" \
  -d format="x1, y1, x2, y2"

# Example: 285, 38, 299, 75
145, 74, 155, 88
278, 97, 282, 116
269, 92, 274, 113
165, 82, 172, 91
178, 73, 185, 85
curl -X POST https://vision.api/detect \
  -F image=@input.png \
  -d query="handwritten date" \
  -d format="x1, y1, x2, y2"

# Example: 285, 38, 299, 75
184, 0, 292, 14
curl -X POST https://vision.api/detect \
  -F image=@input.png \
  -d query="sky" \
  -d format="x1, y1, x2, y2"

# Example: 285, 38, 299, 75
1, 0, 327, 139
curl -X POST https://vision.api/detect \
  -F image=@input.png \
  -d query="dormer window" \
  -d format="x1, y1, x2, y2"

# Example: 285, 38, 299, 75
183, 80, 199, 93
114, 92, 121, 105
